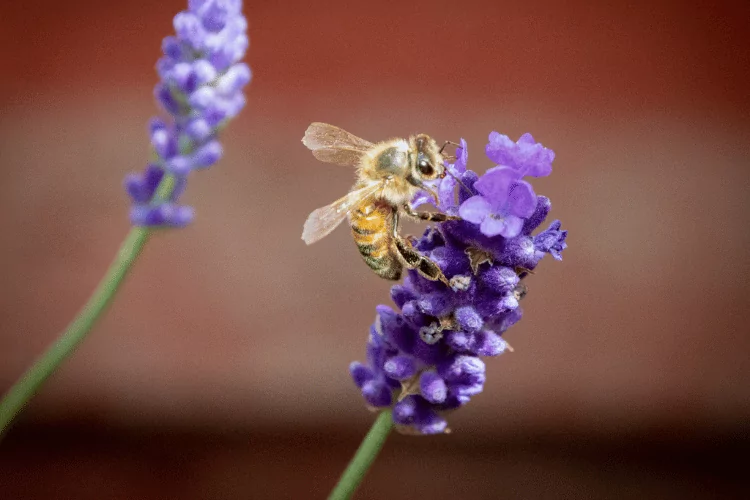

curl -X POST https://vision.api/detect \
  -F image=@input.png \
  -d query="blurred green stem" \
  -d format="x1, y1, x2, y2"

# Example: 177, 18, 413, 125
0, 175, 176, 438
328, 410, 394, 500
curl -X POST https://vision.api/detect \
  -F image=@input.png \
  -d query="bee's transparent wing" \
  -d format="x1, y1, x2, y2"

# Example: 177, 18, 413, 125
302, 183, 382, 245
302, 122, 374, 166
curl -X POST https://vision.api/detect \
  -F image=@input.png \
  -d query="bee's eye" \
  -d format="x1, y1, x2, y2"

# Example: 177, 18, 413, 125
418, 160, 434, 176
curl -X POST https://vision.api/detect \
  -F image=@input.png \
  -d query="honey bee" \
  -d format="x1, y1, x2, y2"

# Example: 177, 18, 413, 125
301, 122, 459, 284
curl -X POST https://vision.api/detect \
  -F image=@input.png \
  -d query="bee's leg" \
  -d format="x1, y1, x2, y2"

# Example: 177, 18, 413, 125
393, 235, 450, 286
402, 204, 460, 222
392, 212, 450, 285
515, 266, 536, 279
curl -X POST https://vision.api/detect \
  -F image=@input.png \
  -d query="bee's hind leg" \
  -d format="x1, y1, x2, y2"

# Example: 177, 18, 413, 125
402, 204, 460, 222
393, 236, 450, 286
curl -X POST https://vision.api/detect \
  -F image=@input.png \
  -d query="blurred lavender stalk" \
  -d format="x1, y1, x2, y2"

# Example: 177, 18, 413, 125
127, 0, 251, 226
0, 0, 250, 437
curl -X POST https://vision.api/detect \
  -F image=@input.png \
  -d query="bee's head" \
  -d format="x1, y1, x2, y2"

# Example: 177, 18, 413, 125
410, 134, 445, 184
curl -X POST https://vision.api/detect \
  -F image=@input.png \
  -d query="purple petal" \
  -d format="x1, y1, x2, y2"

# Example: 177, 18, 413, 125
507, 180, 537, 218
167, 62, 197, 93
166, 156, 193, 176
349, 362, 374, 388
479, 216, 507, 237
392, 396, 419, 424
473, 331, 509, 357
472, 166, 518, 205
499, 215, 524, 238
415, 414, 448, 435
445, 330, 473, 352
362, 380, 393, 407
479, 266, 519, 294
161, 36, 184, 59
165, 204, 195, 227
130, 203, 194, 228
124, 174, 146, 203
485, 131, 515, 164
454, 138, 468, 173
192, 59, 218, 86
173, 12, 205, 50
193, 0, 236, 32
150, 124, 176, 159
124, 165, 162, 203
522, 195, 551, 234
384, 355, 417, 380
191, 140, 223, 168
454, 305, 483, 333
449, 376, 485, 398
458, 195, 491, 224
437, 175, 457, 210
420, 372, 447, 404
458, 170, 479, 204
410, 190, 436, 209
185, 118, 212, 142
534, 220, 568, 260
417, 292, 454, 317
401, 300, 431, 329
215, 63, 252, 95
439, 355, 485, 384
170, 175, 189, 202
189, 86, 217, 110
154, 84, 182, 115
390, 285, 417, 310
485, 131, 554, 178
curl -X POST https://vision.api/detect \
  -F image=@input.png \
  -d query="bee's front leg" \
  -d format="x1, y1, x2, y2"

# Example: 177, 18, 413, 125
402, 204, 460, 222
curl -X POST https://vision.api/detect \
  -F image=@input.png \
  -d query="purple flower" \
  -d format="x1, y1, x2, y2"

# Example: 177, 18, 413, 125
350, 131, 567, 435
485, 132, 554, 178
535, 220, 568, 261
456, 132, 555, 238
459, 167, 537, 238
125, 0, 251, 227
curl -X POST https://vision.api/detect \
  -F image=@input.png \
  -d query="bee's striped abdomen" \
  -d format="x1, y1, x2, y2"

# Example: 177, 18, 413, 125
350, 201, 403, 280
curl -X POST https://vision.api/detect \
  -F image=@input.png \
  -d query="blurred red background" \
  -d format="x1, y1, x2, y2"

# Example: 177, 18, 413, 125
1, 0, 749, 498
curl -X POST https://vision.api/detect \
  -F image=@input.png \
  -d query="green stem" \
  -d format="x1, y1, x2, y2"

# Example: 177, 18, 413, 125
0, 174, 176, 438
328, 410, 394, 500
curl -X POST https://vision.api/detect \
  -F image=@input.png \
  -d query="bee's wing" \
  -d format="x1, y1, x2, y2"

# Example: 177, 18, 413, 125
302, 182, 382, 245
302, 122, 374, 166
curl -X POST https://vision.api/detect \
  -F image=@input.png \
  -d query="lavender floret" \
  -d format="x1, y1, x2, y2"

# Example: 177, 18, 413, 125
350, 131, 567, 435
125, 0, 251, 227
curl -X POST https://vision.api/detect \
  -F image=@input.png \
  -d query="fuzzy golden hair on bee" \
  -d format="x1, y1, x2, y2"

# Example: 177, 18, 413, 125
301, 122, 459, 284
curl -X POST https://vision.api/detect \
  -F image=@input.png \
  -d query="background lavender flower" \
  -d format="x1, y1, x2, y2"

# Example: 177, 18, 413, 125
125, 0, 251, 227
352, 131, 567, 435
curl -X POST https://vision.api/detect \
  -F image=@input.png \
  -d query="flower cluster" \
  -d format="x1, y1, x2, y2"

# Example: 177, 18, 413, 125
125, 0, 251, 227
350, 132, 567, 434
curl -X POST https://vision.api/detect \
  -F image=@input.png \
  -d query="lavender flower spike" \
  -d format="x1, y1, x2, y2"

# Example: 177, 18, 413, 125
351, 131, 567, 435
126, 0, 251, 227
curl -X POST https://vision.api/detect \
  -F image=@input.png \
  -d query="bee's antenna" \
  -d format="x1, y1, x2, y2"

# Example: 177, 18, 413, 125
445, 168, 473, 196
439, 140, 460, 155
